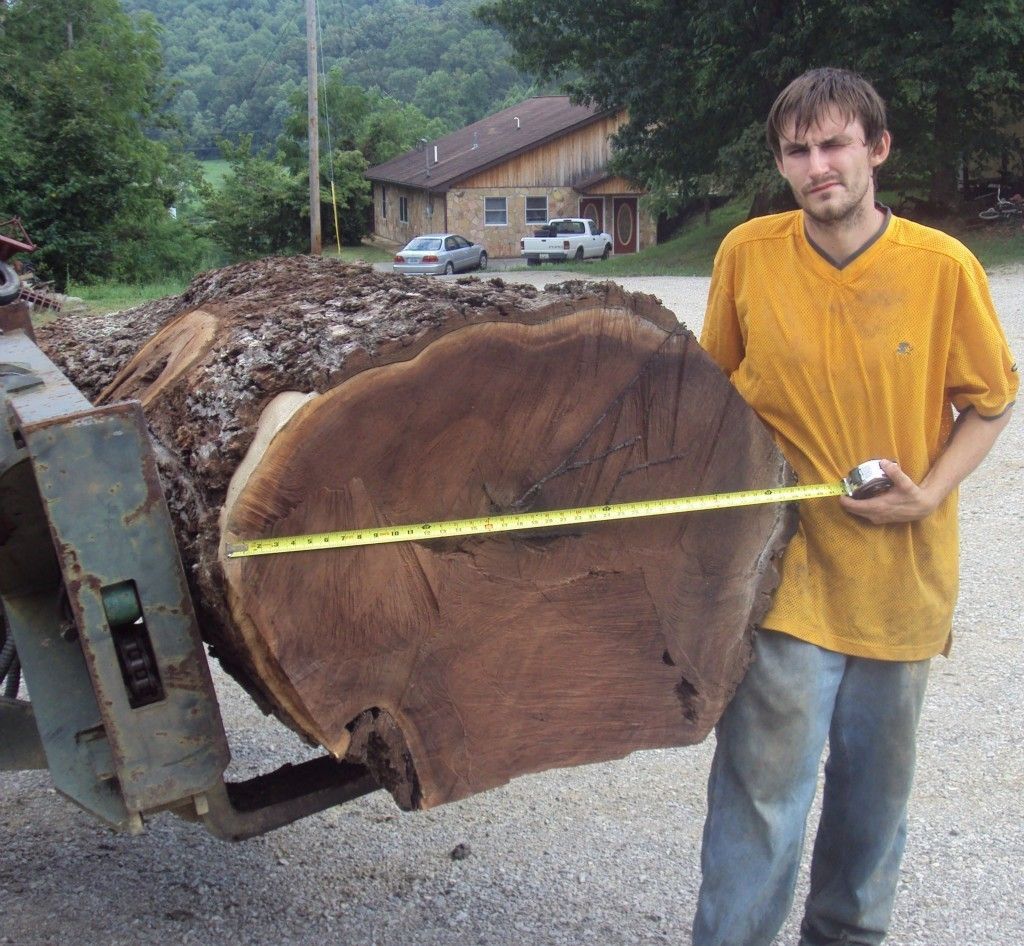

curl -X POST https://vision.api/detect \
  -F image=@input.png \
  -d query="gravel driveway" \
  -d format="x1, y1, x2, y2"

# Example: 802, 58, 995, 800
2, 268, 1021, 946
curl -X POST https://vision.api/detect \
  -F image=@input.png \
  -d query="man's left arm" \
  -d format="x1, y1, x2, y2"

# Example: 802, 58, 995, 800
841, 406, 1014, 525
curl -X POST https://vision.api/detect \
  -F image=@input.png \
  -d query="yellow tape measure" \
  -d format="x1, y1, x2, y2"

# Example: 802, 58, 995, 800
225, 461, 891, 560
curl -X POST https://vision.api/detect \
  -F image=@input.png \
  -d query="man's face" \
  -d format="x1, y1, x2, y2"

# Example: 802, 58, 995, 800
775, 110, 891, 226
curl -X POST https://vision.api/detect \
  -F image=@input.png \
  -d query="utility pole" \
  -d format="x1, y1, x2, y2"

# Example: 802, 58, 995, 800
305, 0, 322, 255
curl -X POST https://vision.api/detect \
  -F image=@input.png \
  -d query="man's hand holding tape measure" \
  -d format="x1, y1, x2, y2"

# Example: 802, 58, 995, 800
838, 457, 923, 524
841, 407, 1016, 525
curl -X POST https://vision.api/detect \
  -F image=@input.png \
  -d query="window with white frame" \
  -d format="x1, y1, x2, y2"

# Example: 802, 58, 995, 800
399, 196, 409, 223
484, 196, 508, 226
525, 196, 548, 224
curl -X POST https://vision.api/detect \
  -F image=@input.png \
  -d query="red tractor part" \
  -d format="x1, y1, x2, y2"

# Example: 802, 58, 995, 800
0, 217, 37, 262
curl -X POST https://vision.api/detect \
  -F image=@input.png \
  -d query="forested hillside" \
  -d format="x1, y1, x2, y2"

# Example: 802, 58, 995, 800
122, 0, 536, 155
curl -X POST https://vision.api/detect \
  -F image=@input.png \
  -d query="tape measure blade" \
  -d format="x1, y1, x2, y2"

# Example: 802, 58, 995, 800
227, 480, 846, 558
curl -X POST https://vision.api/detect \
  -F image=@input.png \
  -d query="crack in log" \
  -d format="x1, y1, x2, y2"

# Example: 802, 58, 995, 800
675, 675, 700, 722
400, 541, 442, 618
513, 435, 643, 505
615, 449, 700, 481
653, 386, 741, 552
512, 328, 682, 509
669, 333, 693, 456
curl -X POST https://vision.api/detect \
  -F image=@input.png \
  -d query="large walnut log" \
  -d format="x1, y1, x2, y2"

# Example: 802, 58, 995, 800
38, 257, 795, 810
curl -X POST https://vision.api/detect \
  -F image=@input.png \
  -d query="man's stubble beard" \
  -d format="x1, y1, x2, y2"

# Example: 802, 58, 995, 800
796, 174, 874, 230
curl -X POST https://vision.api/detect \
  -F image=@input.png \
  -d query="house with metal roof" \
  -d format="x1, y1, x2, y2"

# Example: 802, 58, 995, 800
364, 96, 655, 258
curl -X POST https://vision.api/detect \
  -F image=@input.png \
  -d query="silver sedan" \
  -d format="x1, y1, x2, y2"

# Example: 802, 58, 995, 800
393, 234, 488, 275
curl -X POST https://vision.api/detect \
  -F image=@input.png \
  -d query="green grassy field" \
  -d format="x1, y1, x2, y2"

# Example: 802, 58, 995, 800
66, 277, 191, 313
956, 225, 1024, 270
199, 159, 232, 189
324, 242, 395, 264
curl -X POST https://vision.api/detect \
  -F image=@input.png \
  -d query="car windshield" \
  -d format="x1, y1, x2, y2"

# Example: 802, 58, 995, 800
406, 238, 442, 251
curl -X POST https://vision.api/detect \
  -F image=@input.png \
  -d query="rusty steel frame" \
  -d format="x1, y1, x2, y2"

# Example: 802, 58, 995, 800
0, 217, 37, 262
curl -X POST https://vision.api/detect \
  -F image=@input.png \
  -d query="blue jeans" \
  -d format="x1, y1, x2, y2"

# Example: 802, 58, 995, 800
692, 629, 930, 946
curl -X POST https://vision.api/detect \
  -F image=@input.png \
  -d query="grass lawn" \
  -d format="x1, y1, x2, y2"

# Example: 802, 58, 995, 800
950, 224, 1024, 271
324, 242, 395, 264
199, 159, 232, 190
66, 277, 191, 315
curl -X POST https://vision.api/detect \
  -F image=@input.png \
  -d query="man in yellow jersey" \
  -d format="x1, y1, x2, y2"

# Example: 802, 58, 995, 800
694, 68, 1018, 946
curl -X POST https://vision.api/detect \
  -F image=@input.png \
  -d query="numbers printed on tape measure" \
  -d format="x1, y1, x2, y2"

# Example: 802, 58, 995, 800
225, 479, 848, 559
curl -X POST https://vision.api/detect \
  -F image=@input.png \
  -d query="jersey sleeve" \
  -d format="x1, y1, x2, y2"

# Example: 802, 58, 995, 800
946, 255, 1019, 418
699, 243, 745, 376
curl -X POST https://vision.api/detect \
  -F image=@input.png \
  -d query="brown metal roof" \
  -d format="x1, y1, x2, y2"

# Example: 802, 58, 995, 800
365, 96, 609, 191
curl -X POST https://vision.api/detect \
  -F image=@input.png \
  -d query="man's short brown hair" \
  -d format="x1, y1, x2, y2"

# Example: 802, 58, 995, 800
766, 67, 888, 158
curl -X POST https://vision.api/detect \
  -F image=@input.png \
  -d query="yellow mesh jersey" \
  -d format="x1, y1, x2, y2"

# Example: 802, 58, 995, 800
701, 210, 1018, 660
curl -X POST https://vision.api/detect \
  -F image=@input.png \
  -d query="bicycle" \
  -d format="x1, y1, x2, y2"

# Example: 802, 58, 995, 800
978, 184, 1023, 222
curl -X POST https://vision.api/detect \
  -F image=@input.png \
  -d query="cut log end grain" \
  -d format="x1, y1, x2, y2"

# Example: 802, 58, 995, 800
37, 257, 796, 811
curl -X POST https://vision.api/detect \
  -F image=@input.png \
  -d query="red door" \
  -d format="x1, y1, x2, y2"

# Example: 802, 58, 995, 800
612, 197, 638, 255
579, 197, 604, 235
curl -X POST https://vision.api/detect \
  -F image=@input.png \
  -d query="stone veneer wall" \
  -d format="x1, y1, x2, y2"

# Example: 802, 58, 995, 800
372, 183, 660, 259
372, 184, 444, 246
446, 187, 578, 259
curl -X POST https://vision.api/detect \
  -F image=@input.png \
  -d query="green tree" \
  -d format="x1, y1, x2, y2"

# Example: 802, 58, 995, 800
275, 72, 445, 245
203, 136, 307, 258
321, 150, 373, 247
848, 1, 1024, 204
0, 0, 209, 286
477, 0, 1024, 212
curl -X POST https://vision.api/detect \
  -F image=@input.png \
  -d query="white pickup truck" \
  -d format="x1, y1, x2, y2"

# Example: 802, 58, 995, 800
520, 218, 613, 265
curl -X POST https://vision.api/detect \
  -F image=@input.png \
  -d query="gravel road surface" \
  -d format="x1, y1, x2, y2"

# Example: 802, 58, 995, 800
2, 266, 1021, 946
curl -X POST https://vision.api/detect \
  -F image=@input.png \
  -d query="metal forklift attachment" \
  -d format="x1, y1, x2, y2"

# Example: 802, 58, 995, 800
0, 305, 378, 838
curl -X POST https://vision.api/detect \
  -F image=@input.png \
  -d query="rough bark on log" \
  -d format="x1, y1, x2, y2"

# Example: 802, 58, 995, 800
37, 257, 795, 810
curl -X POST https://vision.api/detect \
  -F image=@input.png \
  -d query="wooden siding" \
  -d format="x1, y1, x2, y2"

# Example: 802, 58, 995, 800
582, 175, 642, 196
458, 114, 627, 189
